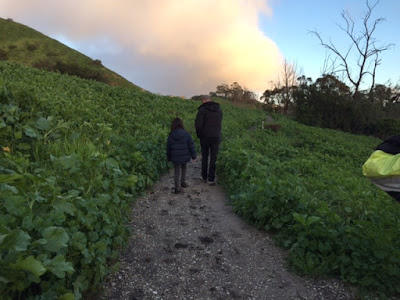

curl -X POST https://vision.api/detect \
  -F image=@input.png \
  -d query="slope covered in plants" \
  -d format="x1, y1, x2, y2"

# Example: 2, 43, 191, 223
1, 60, 398, 298
0, 61, 265, 299
218, 116, 400, 297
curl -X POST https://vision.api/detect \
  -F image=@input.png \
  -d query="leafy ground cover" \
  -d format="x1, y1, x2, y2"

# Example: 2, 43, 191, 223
218, 114, 400, 298
0, 62, 192, 299
2, 61, 398, 299
0, 62, 265, 299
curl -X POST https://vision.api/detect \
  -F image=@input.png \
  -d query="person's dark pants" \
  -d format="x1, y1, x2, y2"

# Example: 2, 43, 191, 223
200, 137, 220, 182
174, 163, 187, 190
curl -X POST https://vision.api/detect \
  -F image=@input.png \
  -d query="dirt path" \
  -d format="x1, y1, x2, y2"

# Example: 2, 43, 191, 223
100, 158, 355, 300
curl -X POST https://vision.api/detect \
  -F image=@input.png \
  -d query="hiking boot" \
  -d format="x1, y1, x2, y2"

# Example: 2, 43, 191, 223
181, 182, 188, 188
174, 188, 181, 194
207, 181, 216, 186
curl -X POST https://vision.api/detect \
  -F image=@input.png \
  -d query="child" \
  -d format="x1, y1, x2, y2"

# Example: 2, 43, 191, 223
167, 118, 197, 194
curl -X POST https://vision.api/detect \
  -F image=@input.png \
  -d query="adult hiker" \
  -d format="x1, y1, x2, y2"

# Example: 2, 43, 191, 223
363, 135, 400, 201
195, 95, 223, 185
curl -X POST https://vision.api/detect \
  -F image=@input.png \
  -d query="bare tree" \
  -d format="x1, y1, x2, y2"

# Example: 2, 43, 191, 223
261, 59, 301, 114
242, 88, 258, 104
310, 0, 393, 99
281, 59, 301, 113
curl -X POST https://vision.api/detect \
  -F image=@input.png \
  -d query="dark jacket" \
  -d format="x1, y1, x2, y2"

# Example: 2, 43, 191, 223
167, 129, 196, 164
195, 101, 223, 139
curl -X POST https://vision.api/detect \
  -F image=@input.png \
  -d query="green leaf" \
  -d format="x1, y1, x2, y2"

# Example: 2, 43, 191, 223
23, 125, 39, 138
0, 229, 31, 252
32, 239, 47, 247
34, 117, 51, 131
42, 227, 69, 252
307, 216, 321, 225
0, 183, 19, 194
13, 256, 46, 277
58, 155, 81, 174
4, 196, 25, 216
293, 213, 306, 226
344, 207, 352, 213
45, 175, 57, 187
73, 275, 89, 295
71, 231, 87, 251
45, 255, 74, 278
0, 173, 23, 184
59, 293, 75, 300
22, 215, 34, 230
124, 174, 138, 187
52, 198, 76, 216
49, 209, 66, 225
56, 120, 70, 129
349, 276, 358, 283
14, 130, 22, 139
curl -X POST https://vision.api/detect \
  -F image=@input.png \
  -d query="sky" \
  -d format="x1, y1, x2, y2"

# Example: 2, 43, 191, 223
1, 0, 399, 98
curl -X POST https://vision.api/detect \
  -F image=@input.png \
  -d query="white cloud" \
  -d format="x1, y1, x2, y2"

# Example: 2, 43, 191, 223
0, 0, 283, 96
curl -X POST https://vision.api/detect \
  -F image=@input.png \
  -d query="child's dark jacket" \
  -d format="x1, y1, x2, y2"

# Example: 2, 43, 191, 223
167, 129, 196, 164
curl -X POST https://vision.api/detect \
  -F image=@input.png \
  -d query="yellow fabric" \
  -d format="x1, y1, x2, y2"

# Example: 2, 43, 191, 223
362, 150, 400, 178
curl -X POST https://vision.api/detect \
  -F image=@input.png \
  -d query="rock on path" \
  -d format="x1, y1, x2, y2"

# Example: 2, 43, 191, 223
100, 158, 354, 300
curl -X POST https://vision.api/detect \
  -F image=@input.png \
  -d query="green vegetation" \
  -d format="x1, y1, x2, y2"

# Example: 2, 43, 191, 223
0, 62, 189, 299
218, 115, 400, 297
0, 62, 266, 299
2, 61, 399, 299
0, 18, 140, 89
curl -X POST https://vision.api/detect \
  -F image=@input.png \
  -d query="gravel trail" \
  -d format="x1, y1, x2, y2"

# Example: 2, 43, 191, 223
100, 158, 355, 300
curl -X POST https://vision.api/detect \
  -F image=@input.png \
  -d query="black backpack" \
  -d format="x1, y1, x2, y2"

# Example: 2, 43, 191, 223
376, 135, 400, 154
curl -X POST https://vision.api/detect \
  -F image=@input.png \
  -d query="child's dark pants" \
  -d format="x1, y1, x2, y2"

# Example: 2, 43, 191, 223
174, 163, 187, 190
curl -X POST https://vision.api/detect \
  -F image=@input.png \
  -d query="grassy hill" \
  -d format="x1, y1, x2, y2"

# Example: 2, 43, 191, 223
0, 17, 141, 90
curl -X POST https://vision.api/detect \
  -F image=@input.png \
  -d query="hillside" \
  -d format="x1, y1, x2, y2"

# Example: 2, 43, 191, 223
1, 31, 400, 299
0, 17, 141, 90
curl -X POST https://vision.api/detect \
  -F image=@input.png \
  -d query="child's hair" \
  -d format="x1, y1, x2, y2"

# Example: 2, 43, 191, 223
171, 118, 184, 132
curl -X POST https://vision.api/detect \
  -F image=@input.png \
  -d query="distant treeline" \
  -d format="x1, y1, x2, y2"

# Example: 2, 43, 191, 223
290, 75, 400, 139
207, 75, 400, 139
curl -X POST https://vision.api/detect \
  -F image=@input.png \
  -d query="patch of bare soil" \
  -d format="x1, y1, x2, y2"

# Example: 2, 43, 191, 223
100, 158, 355, 300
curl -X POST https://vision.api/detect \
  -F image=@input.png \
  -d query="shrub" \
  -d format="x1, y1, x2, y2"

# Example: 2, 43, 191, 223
92, 59, 102, 66
26, 43, 37, 51
33, 60, 55, 71
54, 61, 108, 83
375, 118, 400, 139
264, 124, 281, 132
0, 49, 8, 61
46, 51, 58, 57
